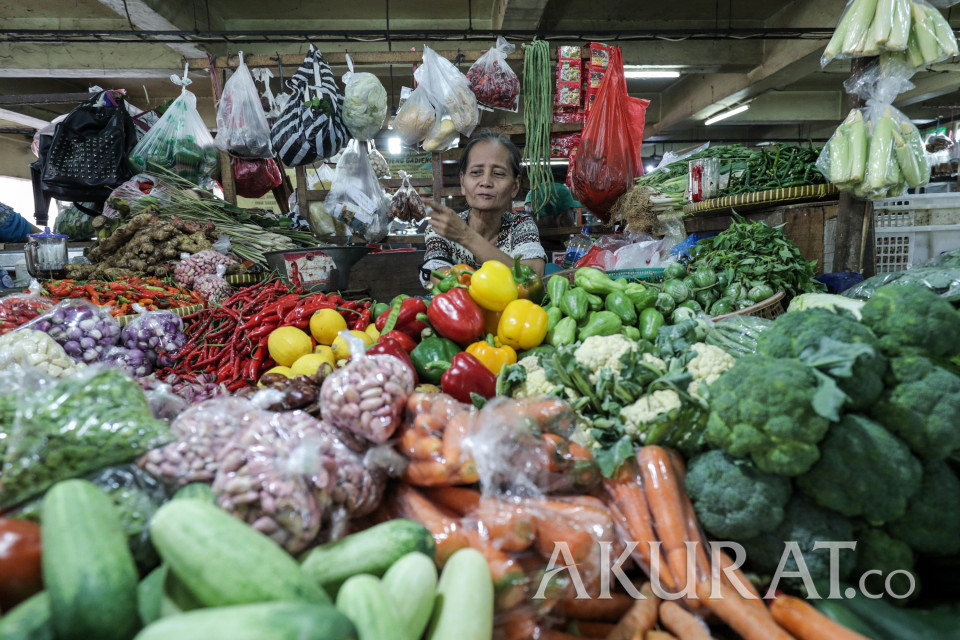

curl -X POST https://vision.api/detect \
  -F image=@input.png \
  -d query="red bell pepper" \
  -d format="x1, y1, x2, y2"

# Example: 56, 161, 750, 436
0, 518, 43, 611
374, 296, 429, 340
379, 330, 418, 353
426, 287, 485, 348
366, 338, 419, 385
440, 352, 496, 404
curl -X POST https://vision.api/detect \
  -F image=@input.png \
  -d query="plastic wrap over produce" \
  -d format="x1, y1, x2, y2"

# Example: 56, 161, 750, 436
0, 329, 86, 379
341, 55, 388, 141
843, 247, 960, 301
0, 280, 55, 336
466, 36, 521, 112
214, 52, 273, 158
393, 84, 436, 145
323, 139, 392, 243
121, 307, 187, 368
0, 366, 172, 509
18, 298, 121, 363
320, 333, 415, 443
103, 173, 177, 219
416, 45, 479, 138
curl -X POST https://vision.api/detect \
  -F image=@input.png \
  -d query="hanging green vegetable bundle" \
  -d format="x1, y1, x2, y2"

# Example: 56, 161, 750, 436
522, 39, 555, 214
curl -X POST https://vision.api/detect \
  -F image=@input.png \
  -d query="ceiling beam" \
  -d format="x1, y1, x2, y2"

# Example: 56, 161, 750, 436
0, 108, 49, 130
96, 0, 208, 59
493, 0, 552, 31
647, 0, 843, 136
0, 92, 102, 106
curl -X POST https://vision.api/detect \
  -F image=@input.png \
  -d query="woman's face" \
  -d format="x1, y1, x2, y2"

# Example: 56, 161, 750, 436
460, 141, 521, 215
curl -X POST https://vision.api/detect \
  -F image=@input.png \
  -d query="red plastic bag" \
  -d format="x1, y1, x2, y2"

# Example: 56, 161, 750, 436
232, 156, 283, 199
574, 245, 615, 270
571, 48, 649, 222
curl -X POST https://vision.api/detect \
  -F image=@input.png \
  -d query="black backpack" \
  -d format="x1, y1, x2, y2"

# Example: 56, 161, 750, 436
31, 91, 138, 218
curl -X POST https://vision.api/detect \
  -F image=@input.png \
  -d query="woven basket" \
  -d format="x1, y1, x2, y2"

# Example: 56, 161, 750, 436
711, 290, 786, 322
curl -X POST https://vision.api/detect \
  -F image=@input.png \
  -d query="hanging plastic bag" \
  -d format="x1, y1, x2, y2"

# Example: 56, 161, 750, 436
816, 62, 929, 199
571, 47, 648, 222
388, 170, 428, 222
466, 37, 521, 112
823, 0, 958, 67
271, 45, 350, 167
103, 173, 177, 219
214, 52, 274, 158
232, 156, 283, 199
368, 141, 392, 179
341, 55, 388, 141
53, 203, 96, 240
129, 66, 220, 187
394, 84, 436, 145
416, 45, 479, 138
323, 139, 392, 243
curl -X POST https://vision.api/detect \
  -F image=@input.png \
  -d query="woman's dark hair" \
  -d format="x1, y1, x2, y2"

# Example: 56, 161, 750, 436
458, 130, 523, 179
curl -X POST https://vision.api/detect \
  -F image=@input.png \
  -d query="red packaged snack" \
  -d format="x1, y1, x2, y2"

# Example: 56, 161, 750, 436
584, 42, 612, 116
550, 133, 581, 159
466, 37, 520, 112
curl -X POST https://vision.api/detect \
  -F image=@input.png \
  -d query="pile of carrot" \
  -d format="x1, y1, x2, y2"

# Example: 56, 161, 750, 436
386, 392, 872, 640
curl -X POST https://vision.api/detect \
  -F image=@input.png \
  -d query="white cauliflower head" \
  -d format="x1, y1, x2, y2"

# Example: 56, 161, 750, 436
686, 342, 735, 399
620, 390, 682, 438
574, 334, 638, 382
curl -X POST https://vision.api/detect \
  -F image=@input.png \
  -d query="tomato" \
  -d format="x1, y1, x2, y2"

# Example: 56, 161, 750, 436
0, 518, 43, 611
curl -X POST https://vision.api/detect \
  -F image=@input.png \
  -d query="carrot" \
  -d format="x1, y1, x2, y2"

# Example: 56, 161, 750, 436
402, 458, 478, 486
394, 484, 468, 566
559, 592, 635, 621
575, 620, 617, 636
637, 447, 692, 595
473, 496, 536, 552
645, 631, 677, 640
605, 582, 659, 640
516, 396, 575, 430
694, 582, 796, 640
421, 486, 481, 515
398, 426, 444, 459
713, 549, 762, 604
429, 393, 466, 422
413, 412, 444, 435
526, 497, 611, 563
658, 601, 712, 640
498, 612, 540, 640
770, 594, 871, 640
406, 391, 435, 415
441, 410, 473, 466
462, 527, 527, 610
543, 433, 572, 472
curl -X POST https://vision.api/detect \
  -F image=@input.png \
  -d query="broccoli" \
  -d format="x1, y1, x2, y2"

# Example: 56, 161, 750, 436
741, 495, 857, 586
685, 450, 792, 541
796, 414, 922, 524
854, 528, 918, 602
756, 308, 886, 410
704, 355, 842, 476
871, 356, 960, 461
859, 285, 960, 359
886, 460, 960, 556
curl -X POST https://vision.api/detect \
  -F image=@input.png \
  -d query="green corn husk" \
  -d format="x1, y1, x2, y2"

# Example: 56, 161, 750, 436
829, 129, 851, 185
873, 0, 895, 46
893, 128, 923, 188
887, 0, 912, 50
906, 28, 926, 67
925, 1, 960, 57
864, 108, 896, 193
847, 110, 868, 184
843, 0, 881, 55
912, 1, 942, 63
826, 0, 870, 60
903, 120, 931, 185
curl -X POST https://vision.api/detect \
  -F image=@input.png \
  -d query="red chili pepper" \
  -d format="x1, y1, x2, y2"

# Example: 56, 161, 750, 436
440, 352, 497, 404
366, 338, 419, 386
326, 293, 344, 306
289, 261, 303, 295
283, 300, 337, 325
374, 297, 428, 340
378, 330, 417, 353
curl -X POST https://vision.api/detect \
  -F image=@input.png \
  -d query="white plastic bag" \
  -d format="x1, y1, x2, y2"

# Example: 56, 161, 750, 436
214, 52, 273, 158
341, 55, 388, 141
322, 139, 391, 243
416, 45, 479, 137
393, 84, 436, 145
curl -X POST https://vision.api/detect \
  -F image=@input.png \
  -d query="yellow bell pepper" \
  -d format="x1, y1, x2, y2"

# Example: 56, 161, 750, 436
469, 260, 518, 311
466, 334, 518, 375
497, 299, 549, 350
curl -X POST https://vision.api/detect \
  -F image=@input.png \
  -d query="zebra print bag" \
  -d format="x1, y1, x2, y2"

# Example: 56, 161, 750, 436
271, 45, 349, 167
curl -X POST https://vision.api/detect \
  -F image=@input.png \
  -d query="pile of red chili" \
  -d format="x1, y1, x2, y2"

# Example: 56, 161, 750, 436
42, 277, 204, 317
0, 295, 55, 336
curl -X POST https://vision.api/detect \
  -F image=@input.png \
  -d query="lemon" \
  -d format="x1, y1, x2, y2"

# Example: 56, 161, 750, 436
364, 324, 381, 341
290, 353, 334, 377
258, 366, 293, 385
267, 326, 313, 367
310, 308, 348, 346
331, 330, 375, 361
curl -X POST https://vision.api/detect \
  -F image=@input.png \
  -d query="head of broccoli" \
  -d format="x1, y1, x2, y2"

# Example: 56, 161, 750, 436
704, 355, 839, 476
756, 308, 886, 410
871, 355, 960, 461
795, 414, 922, 524
886, 460, 960, 557
859, 285, 960, 360
854, 527, 918, 602
684, 450, 792, 541
741, 495, 857, 587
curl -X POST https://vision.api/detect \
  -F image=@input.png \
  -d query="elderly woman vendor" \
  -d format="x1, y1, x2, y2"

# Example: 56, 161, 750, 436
419, 131, 546, 288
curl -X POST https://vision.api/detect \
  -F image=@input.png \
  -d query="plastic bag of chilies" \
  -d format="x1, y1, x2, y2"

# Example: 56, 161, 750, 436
466, 37, 521, 112
129, 69, 219, 187
214, 52, 274, 158
271, 45, 350, 167
232, 157, 283, 199
323, 140, 392, 243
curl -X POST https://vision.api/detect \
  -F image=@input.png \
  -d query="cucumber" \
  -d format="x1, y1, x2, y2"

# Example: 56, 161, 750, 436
41, 479, 140, 640
149, 499, 328, 608
0, 591, 54, 640
173, 483, 216, 504
426, 548, 493, 640
132, 602, 356, 640
381, 552, 438, 640
300, 519, 434, 596
336, 575, 406, 640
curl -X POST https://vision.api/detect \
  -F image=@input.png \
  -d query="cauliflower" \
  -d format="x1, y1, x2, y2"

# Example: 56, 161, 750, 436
686, 342, 734, 398
642, 353, 667, 372
513, 356, 558, 398
574, 334, 637, 382
620, 390, 682, 438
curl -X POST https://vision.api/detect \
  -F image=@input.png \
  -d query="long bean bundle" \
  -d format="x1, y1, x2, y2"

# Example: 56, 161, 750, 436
522, 39, 555, 214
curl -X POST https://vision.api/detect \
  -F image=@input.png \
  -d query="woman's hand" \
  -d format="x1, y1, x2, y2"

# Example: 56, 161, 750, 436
424, 200, 471, 244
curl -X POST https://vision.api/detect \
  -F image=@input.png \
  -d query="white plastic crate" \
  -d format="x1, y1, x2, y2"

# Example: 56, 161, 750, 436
872, 193, 960, 272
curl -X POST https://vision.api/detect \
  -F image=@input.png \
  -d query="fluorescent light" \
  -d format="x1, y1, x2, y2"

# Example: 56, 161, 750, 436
624, 70, 680, 79
387, 137, 402, 155
704, 104, 749, 126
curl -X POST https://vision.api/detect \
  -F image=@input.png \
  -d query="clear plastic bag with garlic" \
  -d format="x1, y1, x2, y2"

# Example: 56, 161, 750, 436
0, 329, 86, 378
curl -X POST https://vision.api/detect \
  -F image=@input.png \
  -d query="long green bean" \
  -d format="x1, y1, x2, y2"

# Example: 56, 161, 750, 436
522, 39, 555, 214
